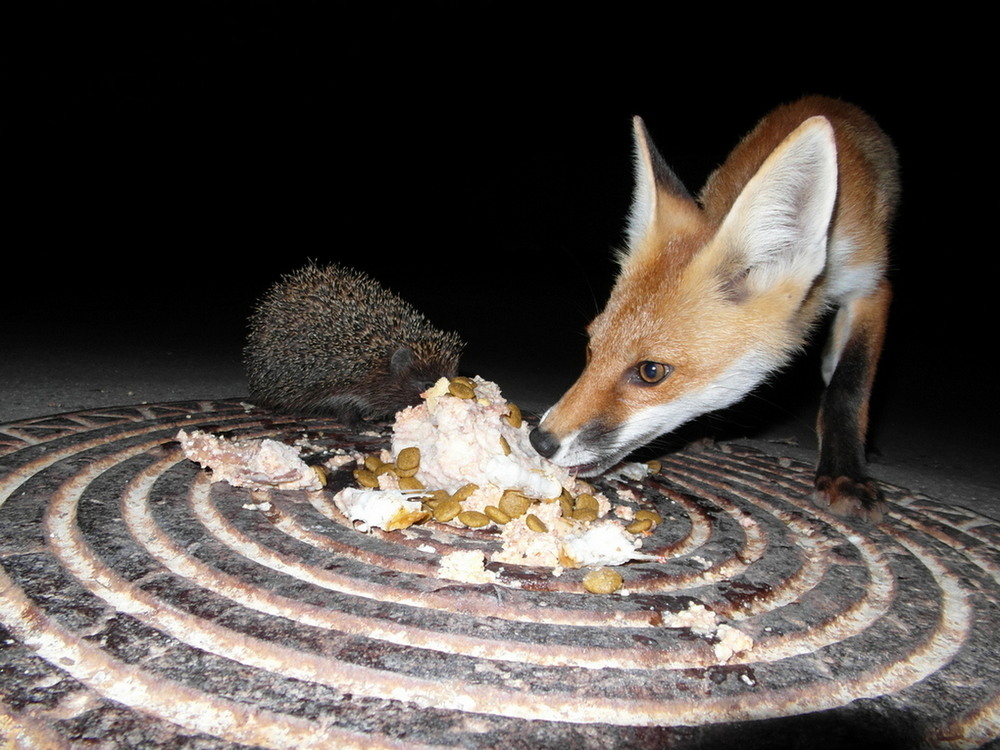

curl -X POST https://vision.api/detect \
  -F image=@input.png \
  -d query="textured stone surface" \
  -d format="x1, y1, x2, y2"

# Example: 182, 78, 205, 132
1, 400, 998, 749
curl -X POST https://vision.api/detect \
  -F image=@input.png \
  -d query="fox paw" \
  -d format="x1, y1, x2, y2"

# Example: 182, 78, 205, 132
813, 475, 886, 523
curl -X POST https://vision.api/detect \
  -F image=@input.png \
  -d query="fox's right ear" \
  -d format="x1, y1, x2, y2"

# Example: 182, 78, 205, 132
712, 116, 838, 302
623, 117, 701, 260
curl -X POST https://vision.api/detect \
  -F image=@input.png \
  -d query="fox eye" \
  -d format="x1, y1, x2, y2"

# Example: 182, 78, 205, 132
636, 361, 672, 384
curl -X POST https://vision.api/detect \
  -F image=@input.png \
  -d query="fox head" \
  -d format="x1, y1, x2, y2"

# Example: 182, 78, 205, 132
530, 114, 839, 475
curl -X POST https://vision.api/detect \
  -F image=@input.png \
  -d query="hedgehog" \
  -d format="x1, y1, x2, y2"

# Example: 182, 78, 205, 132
245, 262, 464, 423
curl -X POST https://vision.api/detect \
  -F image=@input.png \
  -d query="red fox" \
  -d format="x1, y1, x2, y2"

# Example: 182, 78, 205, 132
529, 97, 899, 522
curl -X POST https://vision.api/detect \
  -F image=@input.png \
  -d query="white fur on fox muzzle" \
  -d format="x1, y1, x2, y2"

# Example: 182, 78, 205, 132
537, 349, 773, 475
538, 410, 679, 476
531, 424, 628, 476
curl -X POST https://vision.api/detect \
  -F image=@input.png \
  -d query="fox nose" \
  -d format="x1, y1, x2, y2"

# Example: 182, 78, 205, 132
529, 426, 560, 458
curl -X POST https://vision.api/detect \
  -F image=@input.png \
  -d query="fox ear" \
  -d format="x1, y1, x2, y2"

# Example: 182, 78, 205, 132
624, 116, 699, 256
714, 116, 838, 300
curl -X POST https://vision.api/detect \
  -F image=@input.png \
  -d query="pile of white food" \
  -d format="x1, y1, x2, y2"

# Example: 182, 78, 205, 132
391, 377, 565, 500
334, 376, 655, 574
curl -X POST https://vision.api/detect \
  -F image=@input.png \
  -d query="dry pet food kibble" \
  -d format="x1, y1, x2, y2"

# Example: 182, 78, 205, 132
583, 567, 624, 594
448, 378, 476, 399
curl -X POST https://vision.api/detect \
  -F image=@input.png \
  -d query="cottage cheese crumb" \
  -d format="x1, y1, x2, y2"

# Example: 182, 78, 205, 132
713, 624, 754, 662
439, 550, 499, 584
177, 429, 323, 491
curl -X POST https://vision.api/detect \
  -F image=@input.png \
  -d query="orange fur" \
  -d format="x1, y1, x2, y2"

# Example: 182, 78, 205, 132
530, 97, 899, 520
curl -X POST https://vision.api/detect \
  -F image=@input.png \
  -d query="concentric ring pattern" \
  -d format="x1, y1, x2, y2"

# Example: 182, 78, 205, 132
1, 400, 998, 749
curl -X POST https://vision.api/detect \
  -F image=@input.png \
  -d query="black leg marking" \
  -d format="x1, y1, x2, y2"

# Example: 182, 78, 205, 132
814, 286, 890, 522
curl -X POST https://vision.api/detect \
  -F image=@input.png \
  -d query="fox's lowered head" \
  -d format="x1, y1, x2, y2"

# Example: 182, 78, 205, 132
530, 114, 839, 476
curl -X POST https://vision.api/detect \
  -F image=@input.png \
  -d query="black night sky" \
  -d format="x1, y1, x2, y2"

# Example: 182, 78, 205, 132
11, 5, 996, 468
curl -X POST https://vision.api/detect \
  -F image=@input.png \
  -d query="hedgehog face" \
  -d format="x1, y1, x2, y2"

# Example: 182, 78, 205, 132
384, 345, 460, 410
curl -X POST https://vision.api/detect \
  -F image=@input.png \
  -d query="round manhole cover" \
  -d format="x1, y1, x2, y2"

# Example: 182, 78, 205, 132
1, 400, 998, 749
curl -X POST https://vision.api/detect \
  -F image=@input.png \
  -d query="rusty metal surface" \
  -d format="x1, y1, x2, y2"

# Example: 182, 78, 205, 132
1, 400, 998, 749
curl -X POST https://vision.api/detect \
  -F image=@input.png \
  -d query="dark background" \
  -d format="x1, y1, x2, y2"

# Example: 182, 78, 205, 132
9, 5, 996, 474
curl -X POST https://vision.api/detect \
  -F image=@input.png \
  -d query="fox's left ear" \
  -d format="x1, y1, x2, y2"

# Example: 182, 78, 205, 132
713, 116, 838, 301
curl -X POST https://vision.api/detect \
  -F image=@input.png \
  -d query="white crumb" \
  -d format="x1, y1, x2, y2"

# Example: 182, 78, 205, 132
333, 487, 427, 533
438, 550, 500, 584
177, 429, 323, 491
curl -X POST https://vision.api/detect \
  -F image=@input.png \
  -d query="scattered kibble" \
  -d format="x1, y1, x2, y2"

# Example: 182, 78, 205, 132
451, 483, 479, 502
498, 490, 531, 518
395, 446, 421, 475
457, 510, 490, 528
625, 518, 653, 534
448, 378, 476, 399
433, 500, 463, 523
583, 567, 624, 594
634, 509, 662, 526
525, 514, 548, 533
397, 476, 424, 491
354, 467, 379, 488
484, 505, 511, 525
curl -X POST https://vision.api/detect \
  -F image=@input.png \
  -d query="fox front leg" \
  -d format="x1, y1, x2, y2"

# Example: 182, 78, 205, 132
813, 279, 892, 522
